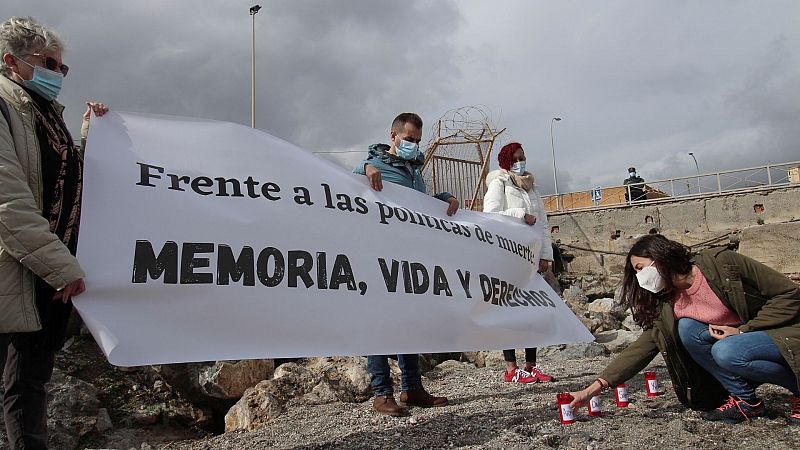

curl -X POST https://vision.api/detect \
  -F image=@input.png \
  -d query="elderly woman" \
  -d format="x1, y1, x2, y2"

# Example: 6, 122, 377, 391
569, 234, 800, 425
1, 16, 107, 448
483, 142, 555, 384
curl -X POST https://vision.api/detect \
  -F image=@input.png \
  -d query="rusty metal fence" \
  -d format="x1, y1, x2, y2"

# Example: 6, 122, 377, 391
421, 107, 505, 210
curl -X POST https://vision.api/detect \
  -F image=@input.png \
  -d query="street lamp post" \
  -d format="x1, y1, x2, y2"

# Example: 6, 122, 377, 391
688, 152, 700, 194
550, 117, 562, 210
250, 4, 262, 129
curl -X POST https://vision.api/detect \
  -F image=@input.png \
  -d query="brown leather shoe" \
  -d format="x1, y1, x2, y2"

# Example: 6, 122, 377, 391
372, 395, 404, 416
399, 389, 448, 407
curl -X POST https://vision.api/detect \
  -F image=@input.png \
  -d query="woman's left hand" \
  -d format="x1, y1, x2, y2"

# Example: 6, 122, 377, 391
83, 102, 109, 121
708, 324, 740, 340
538, 259, 551, 273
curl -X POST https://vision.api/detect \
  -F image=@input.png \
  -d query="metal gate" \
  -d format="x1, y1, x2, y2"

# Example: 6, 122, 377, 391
421, 106, 505, 210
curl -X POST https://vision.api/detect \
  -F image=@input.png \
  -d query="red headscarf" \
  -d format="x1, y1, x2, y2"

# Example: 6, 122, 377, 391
498, 142, 522, 170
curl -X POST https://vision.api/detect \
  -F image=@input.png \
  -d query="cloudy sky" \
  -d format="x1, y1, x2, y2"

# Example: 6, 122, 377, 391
5, 1, 799, 194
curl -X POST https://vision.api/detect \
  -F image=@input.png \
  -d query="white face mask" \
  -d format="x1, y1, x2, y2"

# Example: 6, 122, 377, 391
636, 261, 665, 293
510, 161, 526, 175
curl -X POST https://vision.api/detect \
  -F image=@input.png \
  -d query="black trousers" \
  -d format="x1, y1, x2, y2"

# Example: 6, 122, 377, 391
0, 335, 56, 450
503, 348, 537, 365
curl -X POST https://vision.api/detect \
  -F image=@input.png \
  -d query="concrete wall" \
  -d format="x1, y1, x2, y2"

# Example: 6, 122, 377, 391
548, 186, 800, 296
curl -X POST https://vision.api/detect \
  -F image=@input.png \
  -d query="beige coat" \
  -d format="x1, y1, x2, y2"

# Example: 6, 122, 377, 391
0, 75, 85, 333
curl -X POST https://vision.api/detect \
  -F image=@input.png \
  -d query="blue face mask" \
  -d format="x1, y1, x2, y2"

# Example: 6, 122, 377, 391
510, 161, 526, 175
17, 58, 64, 101
395, 139, 420, 160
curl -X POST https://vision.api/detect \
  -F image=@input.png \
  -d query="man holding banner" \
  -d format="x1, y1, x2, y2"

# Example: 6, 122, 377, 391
354, 112, 457, 416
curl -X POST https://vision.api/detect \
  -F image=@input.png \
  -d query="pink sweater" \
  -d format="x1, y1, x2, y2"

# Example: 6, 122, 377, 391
672, 267, 741, 326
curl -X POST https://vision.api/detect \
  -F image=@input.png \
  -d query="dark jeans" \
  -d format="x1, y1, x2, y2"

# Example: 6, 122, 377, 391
0, 335, 56, 450
367, 354, 422, 397
677, 318, 800, 400
503, 348, 537, 365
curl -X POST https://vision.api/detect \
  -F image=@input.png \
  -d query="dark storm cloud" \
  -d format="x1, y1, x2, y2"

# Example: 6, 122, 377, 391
721, 36, 800, 165
2, 1, 797, 194
4, 0, 462, 155
445, 1, 799, 193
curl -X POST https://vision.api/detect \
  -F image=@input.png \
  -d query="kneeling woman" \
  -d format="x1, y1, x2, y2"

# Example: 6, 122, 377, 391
570, 234, 800, 424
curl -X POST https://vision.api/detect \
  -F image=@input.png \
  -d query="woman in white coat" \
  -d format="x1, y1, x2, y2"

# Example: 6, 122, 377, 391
483, 142, 555, 383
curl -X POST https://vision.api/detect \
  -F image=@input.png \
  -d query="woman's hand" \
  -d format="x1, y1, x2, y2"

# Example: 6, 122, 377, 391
524, 213, 537, 225
569, 378, 606, 408
53, 278, 85, 303
709, 324, 740, 340
83, 102, 109, 121
538, 259, 551, 273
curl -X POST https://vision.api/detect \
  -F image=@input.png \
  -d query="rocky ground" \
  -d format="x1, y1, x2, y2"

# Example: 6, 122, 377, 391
0, 333, 208, 450
2, 335, 799, 449
158, 352, 800, 450
1, 286, 798, 449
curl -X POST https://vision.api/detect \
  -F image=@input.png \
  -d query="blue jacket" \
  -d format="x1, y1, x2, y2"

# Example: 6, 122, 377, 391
353, 144, 453, 201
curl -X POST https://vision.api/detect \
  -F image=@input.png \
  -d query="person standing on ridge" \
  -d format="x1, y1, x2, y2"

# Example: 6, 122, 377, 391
623, 167, 646, 202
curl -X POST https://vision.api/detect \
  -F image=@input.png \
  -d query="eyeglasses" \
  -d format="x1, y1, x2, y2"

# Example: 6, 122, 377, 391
20, 53, 69, 77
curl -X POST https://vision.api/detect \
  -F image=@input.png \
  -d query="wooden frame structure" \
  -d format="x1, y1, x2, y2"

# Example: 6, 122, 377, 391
421, 106, 506, 210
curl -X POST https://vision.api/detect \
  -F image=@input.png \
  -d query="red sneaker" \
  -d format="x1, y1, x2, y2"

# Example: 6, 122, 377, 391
502, 368, 537, 383
528, 366, 554, 382
790, 395, 800, 425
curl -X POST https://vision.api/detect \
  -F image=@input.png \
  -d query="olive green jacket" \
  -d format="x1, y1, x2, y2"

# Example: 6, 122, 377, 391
599, 247, 800, 410
0, 75, 86, 333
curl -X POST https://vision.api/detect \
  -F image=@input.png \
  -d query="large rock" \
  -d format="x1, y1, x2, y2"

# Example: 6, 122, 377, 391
575, 274, 619, 299
224, 357, 407, 431
153, 359, 273, 433
569, 309, 622, 334
589, 311, 624, 333
562, 285, 589, 312
304, 357, 372, 402
595, 329, 641, 352
163, 400, 214, 428
46, 369, 101, 450
538, 342, 609, 360
461, 351, 491, 368
577, 315, 602, 334
199, 359, 275, 399
224, 363, 314, 432
154, 359, 274, 404
587, 298, 615, 313
418, 352, 465, 372
483, 350, 511, 368
271, 363, 317, 396
622, 314, 642, 332
224, 382, 283, 432
302, 380, 340, 405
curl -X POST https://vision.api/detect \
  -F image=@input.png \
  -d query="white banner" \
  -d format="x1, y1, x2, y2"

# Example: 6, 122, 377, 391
75, 112, 593, 366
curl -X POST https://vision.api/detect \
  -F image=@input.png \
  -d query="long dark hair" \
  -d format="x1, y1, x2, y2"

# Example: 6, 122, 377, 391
621, 234, 694, 328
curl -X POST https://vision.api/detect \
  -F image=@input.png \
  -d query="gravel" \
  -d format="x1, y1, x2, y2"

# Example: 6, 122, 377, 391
158, 353, 800, 449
